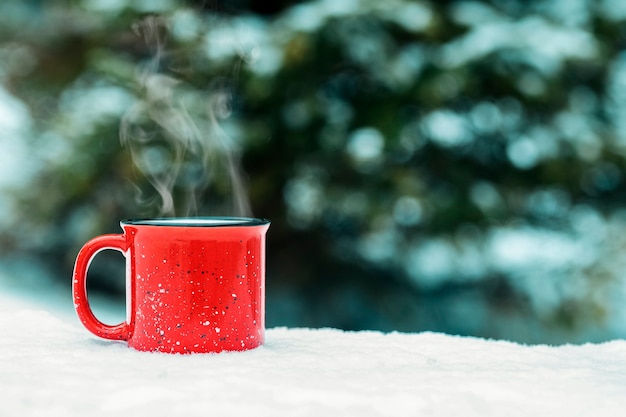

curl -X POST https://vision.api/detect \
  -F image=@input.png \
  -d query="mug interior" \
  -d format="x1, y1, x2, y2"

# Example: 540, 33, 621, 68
121, 217, 270, 227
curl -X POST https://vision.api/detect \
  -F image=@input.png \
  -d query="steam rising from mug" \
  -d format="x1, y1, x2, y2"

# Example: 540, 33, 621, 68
120, 16, 251, 217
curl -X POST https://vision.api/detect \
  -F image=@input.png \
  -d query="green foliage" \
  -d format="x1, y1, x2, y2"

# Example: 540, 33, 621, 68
3, 0, 626, 343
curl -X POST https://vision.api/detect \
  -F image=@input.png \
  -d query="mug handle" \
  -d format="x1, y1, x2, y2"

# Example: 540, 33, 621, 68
72, 234, 130, 341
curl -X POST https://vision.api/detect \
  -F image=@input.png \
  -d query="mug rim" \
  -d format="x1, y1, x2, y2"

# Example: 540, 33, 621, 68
121, 217, 270, 227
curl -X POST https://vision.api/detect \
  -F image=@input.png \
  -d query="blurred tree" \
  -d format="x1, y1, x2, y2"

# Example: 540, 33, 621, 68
2, 0, 626, 343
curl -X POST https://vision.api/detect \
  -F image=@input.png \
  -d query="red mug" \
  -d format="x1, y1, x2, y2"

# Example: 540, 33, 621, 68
72, 217, 270, 354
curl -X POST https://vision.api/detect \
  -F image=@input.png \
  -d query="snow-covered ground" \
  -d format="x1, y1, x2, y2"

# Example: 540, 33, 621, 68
2, 285, 626, 416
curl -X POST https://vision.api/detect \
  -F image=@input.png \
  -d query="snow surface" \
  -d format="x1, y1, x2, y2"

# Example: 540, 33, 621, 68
2, 289, 626, 417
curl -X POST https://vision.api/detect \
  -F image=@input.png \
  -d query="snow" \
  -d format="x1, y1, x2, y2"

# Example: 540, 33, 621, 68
2, 289, 626, 416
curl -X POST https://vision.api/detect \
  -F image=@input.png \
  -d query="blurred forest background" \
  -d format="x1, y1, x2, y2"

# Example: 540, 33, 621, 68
2, 0, 626, 344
